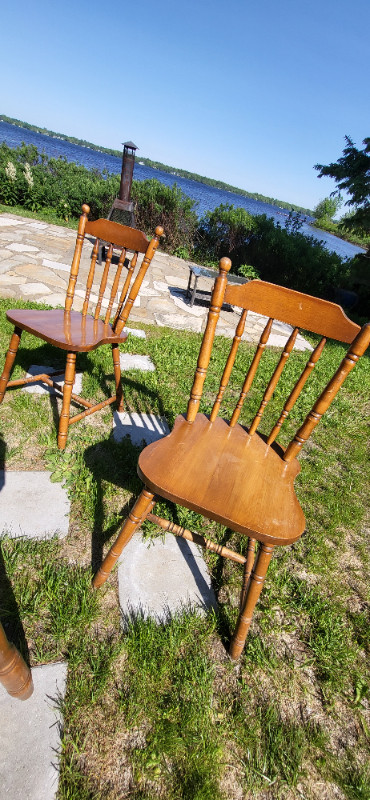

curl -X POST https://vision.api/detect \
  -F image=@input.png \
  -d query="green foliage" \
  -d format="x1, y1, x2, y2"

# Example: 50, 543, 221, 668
238, 263, 261, 279
0, 142, 119, 220
315, 136, 370, 239
196, 203, 349, 297
131, 178, 198, 253
313, 195, 342, 222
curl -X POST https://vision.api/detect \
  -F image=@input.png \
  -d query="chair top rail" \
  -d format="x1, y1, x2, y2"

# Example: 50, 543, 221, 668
85, 219, 150, 253
224, 280, 360, 343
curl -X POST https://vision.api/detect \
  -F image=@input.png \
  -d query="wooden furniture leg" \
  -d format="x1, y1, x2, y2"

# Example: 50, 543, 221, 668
112, 344, 124, 411
93, 488, 156, 588
229, 543, 274, 660
240, 537, 256, 608
0, 622, 33, 700
58, 352, 76, 450
0, 327, 22, 404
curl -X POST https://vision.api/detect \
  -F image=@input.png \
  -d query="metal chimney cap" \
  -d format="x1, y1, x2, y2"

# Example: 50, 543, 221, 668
122, 141, 138, 149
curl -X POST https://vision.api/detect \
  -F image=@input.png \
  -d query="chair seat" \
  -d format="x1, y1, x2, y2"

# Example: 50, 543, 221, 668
138, 414, 306, 546
6, 309, 128, 352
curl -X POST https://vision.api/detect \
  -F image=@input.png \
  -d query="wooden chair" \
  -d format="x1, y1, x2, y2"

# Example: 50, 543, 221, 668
0, 205, 163, 448
92, 258, 370, 659
0, 621, 33, 700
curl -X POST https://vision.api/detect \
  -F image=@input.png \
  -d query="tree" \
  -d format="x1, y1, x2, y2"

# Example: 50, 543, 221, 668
313, 195, 342, 222
315, 136, 370, 238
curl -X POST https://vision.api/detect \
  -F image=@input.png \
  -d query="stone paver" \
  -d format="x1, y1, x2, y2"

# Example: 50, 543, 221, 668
0, 661, 67, 800
119, 353, 155, 372
125, 327, 146, 339
0, 471, 70, 539
23, 365, 83, 395
113, 411, 170, 445
118, 532, 216, 624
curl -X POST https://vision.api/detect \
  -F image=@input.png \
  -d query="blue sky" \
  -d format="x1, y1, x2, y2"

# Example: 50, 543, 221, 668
1, 0, 368, 210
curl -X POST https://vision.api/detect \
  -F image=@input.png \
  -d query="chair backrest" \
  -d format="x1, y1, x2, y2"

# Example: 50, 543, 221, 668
187, 258, 370, 461
64, 204, 163, 334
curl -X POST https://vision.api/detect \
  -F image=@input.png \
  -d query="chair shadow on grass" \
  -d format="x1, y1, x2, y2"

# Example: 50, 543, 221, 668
0, 433, 32, 666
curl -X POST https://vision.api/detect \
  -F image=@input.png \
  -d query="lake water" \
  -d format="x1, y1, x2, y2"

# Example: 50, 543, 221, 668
0, 120, 363, 259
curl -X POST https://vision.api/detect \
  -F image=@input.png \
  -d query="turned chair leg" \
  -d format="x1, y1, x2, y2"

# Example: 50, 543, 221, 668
229, 543, 274, 660
239, 537, 256, 609
0, 327, 22, 404
93, 487, 156, 588
112, 344, 124, 412
0, 622, 33, 700
57, 352, 76, 450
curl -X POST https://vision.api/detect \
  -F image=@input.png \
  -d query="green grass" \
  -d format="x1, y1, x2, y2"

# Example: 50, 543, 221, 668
0, 298, 369, 799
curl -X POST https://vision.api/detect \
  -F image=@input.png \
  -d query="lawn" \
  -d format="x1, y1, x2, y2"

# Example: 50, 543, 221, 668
0, 297, 369, 800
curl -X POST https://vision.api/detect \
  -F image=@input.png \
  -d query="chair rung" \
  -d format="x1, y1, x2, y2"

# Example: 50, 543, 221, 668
68, 395, 117, 424
7, 370, 65, 388
147, 513, 247, 565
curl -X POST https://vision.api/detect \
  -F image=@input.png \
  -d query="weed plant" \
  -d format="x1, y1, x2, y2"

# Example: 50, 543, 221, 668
0, 298, 369, 799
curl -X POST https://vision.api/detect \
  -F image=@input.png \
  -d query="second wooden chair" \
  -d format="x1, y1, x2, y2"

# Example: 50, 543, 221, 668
0, 205, 163, 448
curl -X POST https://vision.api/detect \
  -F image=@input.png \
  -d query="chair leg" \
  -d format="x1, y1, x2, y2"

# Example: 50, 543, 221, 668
57, 352, 76, 450
239, 537, 256, 609
0, 327, 22, 404
92, 487, 156, 589
0, 622, 33, 700
229, 543, 274, 660
112, 344, 124, 412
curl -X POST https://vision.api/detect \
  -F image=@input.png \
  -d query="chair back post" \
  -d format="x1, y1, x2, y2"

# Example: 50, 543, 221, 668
65, 204, 90, 312
113, 225, 164, 335
186, 257, 232, 423
283, 322, 370, 462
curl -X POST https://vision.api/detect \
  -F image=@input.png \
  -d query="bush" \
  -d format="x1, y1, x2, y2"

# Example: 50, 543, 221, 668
0, 142, 119, 220
131, 178, 198, 253
195, 203, 351, 298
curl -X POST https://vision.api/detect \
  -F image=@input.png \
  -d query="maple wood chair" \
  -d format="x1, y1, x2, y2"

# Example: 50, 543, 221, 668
0, 621, 33, 700
93, 258, 370, 659
0, 205, 163, 448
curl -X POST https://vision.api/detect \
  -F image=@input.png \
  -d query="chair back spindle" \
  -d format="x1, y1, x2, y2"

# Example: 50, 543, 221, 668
210, 308, 248, 422
229, 317, 273, 428
248, 326, 299, 436
267, 337, 326, 445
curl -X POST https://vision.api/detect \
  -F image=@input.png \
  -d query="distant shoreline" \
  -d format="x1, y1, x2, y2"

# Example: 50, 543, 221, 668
0, 114, 313, 216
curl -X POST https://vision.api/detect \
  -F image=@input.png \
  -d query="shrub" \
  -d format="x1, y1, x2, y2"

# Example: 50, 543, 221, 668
131, 178, 198, 253
195, 203, 351, 298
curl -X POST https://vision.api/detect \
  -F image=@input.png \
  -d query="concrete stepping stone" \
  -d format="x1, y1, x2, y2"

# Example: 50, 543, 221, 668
21, 283, 52, 296
42, 259, 71, 273
125, 327, 146, 339
165, 274, 189, 289
118, 532, 217, 624
0, 471, 70, 540
0, 218, 26, 227
119, 353, 155, 372
113, 411, 169, 445
6, 243, 39, 253
23, 365, 83, 395
154, 312, 203, 332
170, 288, 206, 317
0, 661, 67, 800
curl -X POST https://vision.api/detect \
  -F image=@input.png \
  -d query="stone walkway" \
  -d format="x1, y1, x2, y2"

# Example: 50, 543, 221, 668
0, 212, 312, 350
